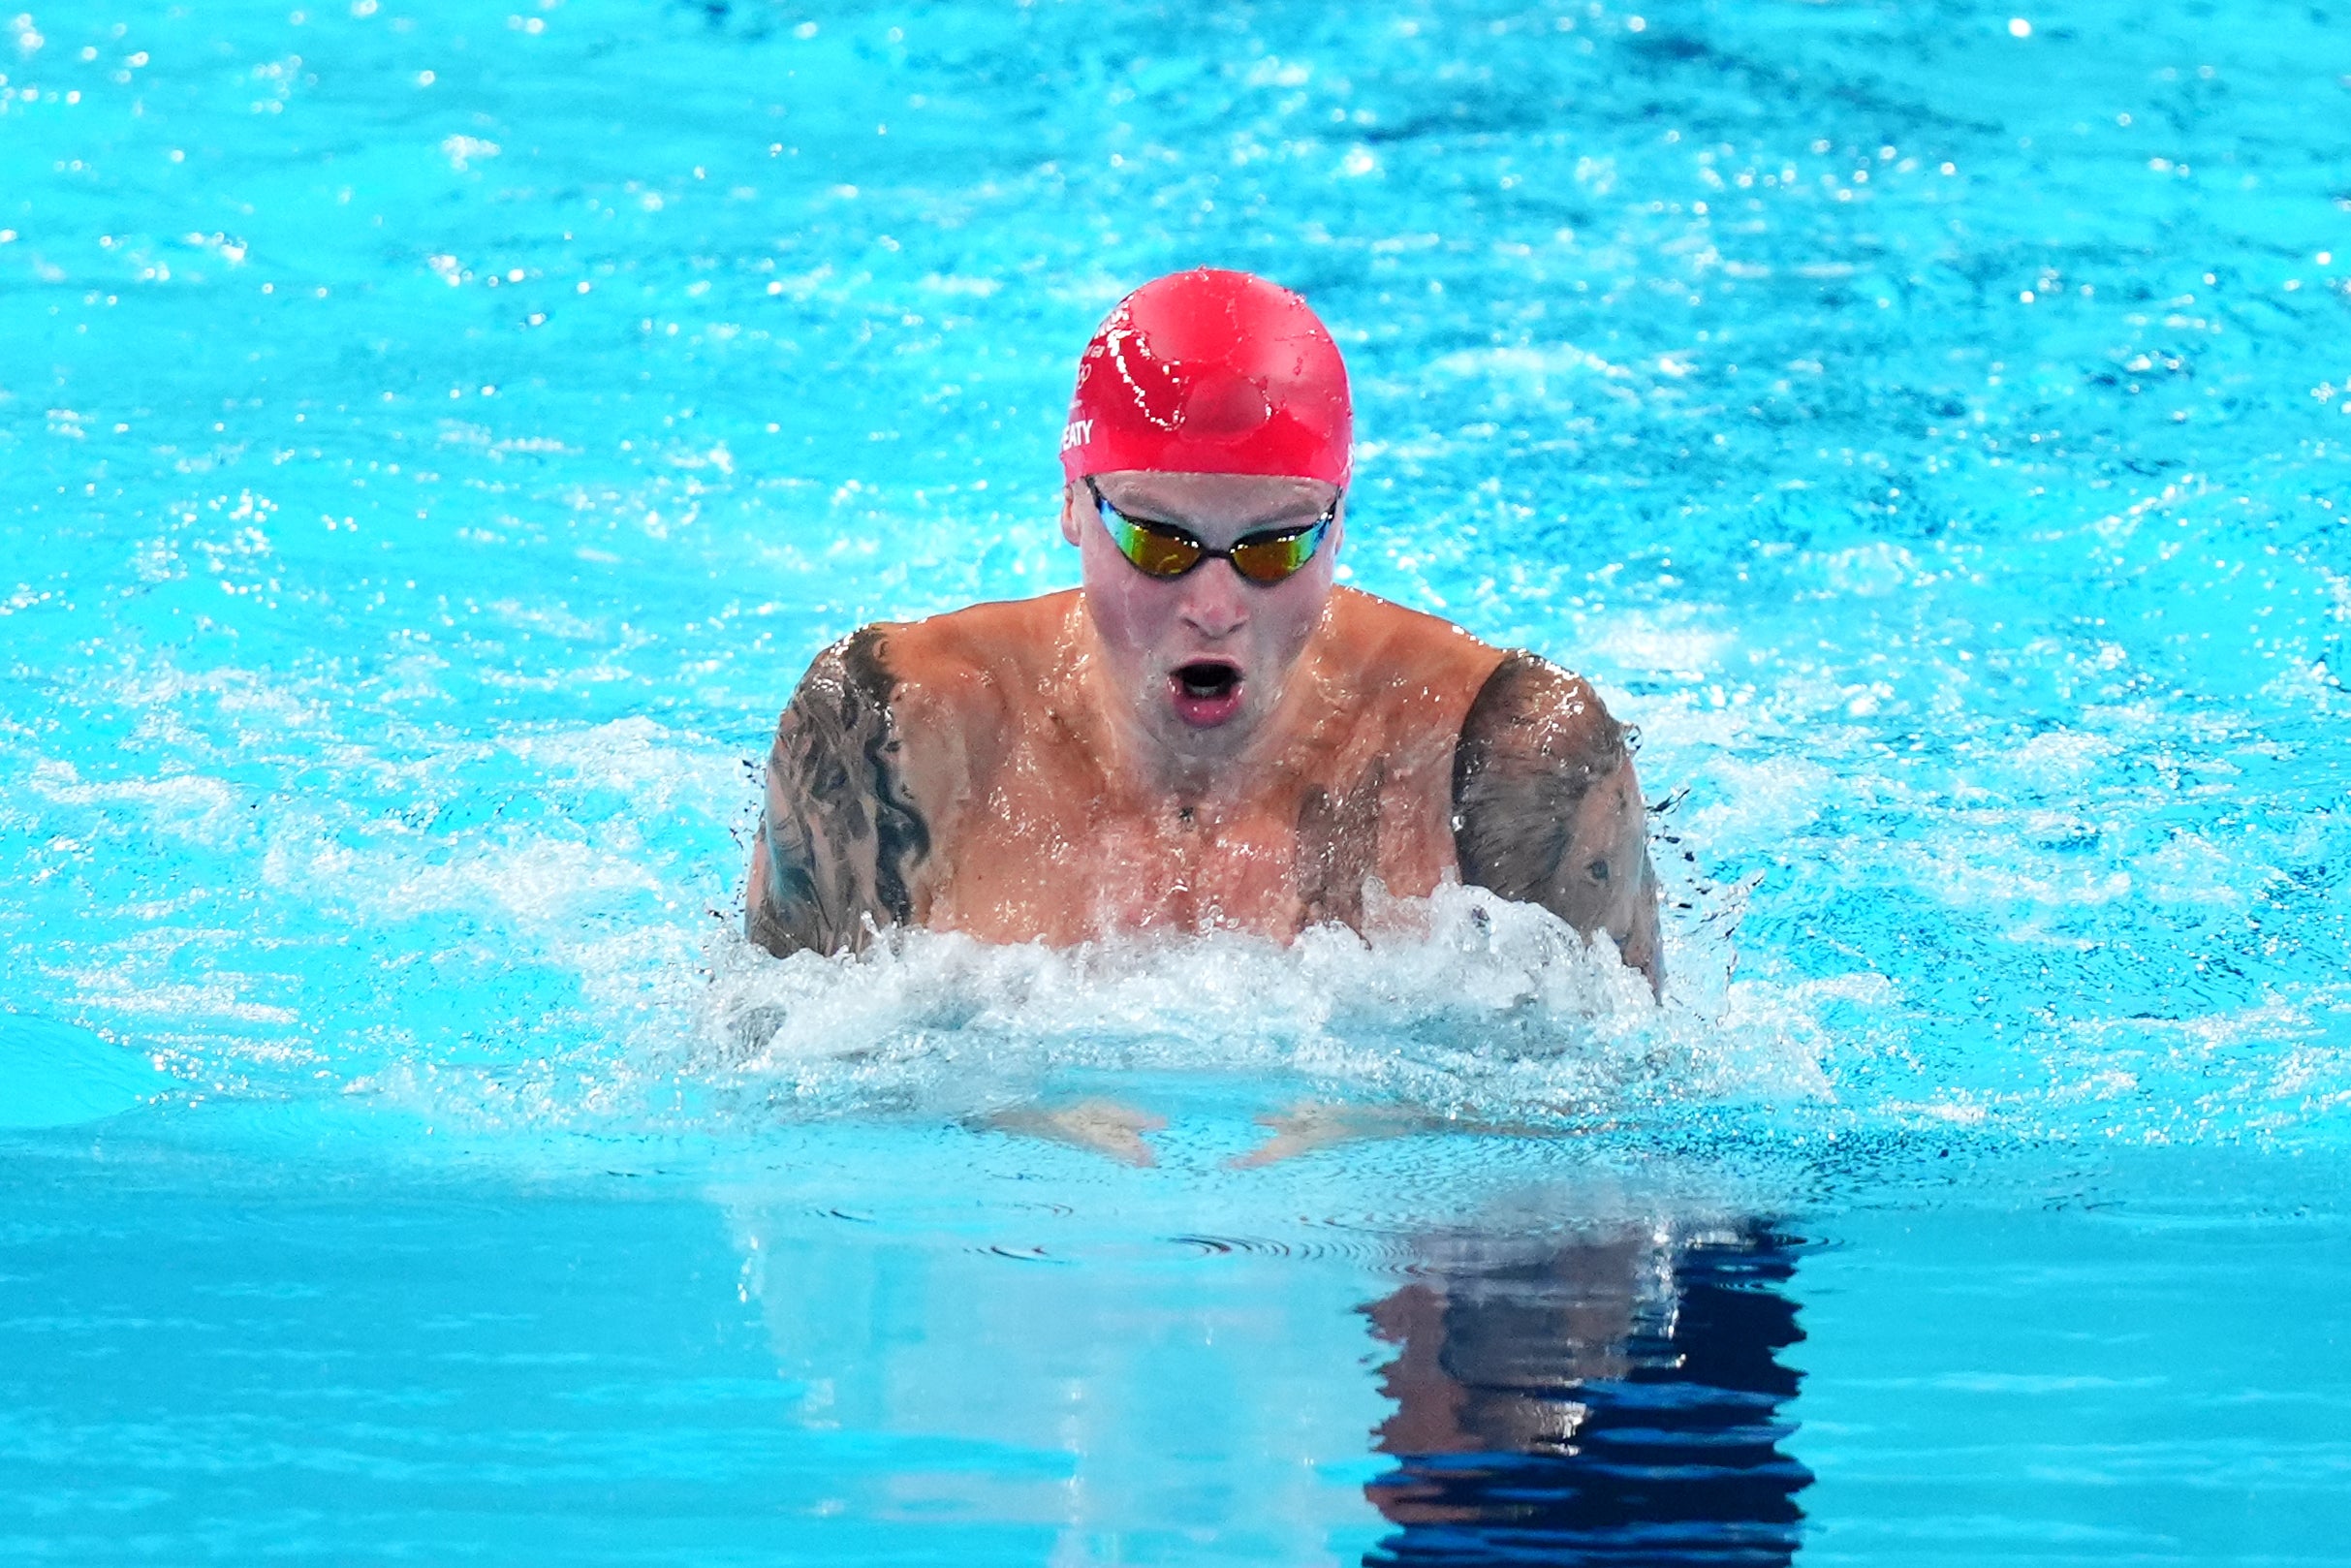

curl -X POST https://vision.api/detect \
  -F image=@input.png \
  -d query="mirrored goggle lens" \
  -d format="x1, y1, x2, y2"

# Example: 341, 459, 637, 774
1228, 528, 1321, 584
1108, 516, 1205, 577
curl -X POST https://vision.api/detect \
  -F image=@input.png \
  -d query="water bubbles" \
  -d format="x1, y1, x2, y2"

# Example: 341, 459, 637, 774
441, 135, 499, 171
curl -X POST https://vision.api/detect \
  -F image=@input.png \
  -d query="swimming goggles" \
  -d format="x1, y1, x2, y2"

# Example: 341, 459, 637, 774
1088, 477, 1338, 585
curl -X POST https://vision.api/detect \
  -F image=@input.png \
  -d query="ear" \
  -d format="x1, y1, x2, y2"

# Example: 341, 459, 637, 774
1059, 481, 1083, 547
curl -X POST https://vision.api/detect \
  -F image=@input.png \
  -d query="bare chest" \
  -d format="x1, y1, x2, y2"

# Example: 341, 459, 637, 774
921, 748, 1458, 946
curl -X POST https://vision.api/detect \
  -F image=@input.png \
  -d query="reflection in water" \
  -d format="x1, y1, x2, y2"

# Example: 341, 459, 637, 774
1363, 1221, 1811, 1565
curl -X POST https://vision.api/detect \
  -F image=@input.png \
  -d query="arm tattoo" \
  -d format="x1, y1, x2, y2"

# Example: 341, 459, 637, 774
746, 627, 933, 958
1453, 652, 1662, 988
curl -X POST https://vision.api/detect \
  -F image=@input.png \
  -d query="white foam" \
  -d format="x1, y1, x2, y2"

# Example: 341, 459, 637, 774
689, 882, 1833, 1127
27, 758, 247, 844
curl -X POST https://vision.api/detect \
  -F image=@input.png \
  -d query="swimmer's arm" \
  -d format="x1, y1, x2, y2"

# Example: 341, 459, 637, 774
746, 627, 934, 958
1451, 652, 1664, 995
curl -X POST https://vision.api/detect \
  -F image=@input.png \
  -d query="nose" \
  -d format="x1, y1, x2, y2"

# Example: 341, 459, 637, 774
1176, 557, 1250, 641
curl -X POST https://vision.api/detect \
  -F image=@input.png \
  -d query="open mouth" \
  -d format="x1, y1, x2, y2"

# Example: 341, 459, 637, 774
1176, 661, 1240, 700
1168, 660, 1245, 728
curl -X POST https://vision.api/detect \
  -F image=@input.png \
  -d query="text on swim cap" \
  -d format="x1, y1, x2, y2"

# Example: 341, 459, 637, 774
1059, 418, 1093, 455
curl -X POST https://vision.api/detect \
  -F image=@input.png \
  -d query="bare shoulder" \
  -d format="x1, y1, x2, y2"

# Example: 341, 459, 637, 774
866, 590, 1076, 740
1301, 592, 1658, 987
747, 624, 931, 957
1451, 649, 1635, 874
1455, 652, 1628, 781
1323, 585, 1508, 700
744, 595, 1069, 958
1450, 649, 1662, 992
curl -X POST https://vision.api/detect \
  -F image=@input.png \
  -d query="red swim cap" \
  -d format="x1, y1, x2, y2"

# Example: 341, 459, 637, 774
1060, 267, 1351, 488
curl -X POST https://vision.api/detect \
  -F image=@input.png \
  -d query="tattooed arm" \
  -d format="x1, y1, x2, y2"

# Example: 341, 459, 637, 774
745, 627, 934, 958
1452, 653, 1663, 994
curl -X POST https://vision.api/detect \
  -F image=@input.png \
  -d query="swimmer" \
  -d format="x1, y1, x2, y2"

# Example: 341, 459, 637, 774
745, 267, 1661, 992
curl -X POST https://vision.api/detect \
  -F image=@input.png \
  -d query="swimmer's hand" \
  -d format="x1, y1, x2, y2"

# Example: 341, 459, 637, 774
1230, 1101, 1425, 1168
979, 1099, 1167, 1167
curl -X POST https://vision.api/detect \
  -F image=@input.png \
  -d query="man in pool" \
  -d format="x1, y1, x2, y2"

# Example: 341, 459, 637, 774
744, 267, 1661, 991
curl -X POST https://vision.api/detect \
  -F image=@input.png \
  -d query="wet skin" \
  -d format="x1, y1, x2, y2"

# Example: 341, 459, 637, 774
745, 471, 1661, 990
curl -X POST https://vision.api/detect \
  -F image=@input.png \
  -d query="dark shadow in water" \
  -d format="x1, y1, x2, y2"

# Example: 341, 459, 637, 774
1362, 1220, 1811, 1566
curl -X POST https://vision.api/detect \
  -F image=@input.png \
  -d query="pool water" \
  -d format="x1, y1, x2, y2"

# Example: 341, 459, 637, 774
4, 0, 2348, 1559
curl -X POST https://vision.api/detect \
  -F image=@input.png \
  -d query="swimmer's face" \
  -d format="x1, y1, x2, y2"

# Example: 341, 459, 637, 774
1064, 470, 1343, 758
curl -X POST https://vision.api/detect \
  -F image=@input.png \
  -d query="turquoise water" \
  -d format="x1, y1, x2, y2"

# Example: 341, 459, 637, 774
4, 0, 2349, 1559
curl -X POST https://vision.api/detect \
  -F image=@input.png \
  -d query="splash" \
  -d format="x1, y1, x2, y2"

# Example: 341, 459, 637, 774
689, 881, 1833, 1131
